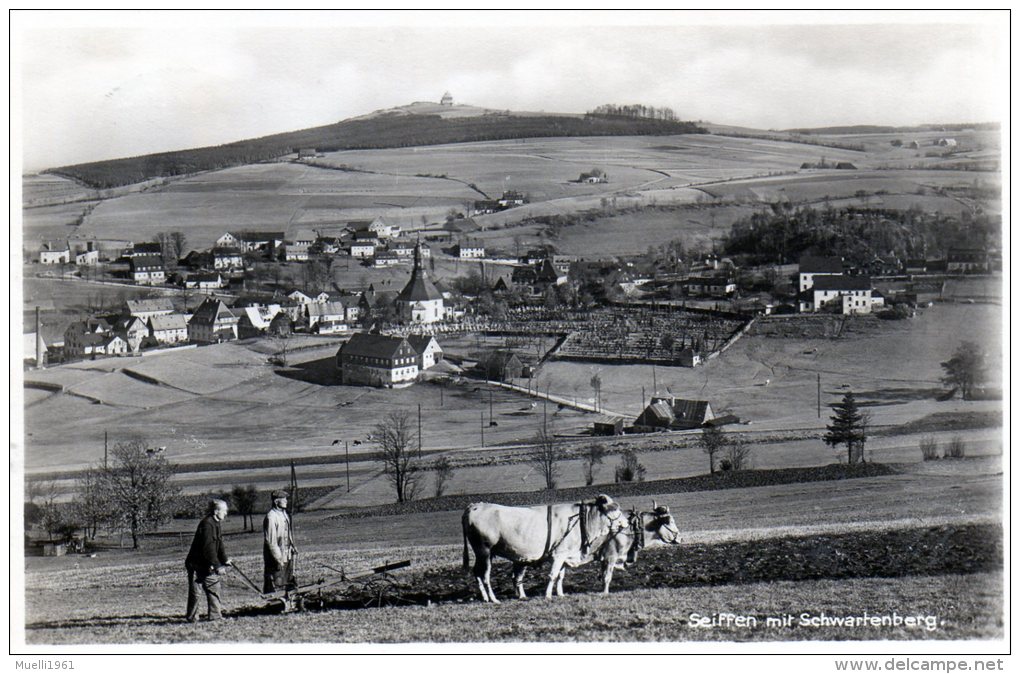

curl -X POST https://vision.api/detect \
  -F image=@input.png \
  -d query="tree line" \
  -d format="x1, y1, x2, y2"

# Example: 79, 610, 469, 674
723, 204, 1000, 266
587, 104, 681, 121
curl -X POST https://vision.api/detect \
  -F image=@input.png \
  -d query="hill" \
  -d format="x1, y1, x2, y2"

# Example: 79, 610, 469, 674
45, 105, 706, 189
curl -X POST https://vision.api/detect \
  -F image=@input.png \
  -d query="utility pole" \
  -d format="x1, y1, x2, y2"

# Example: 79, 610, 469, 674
817, 373, 821, 419
104, 430, 108, 469
480, 411, 485, 447
642, 386, 646, 410
418, 403, 422, 459
652, 365, 657, 395
489, 389, 493, 426
345, 441, 350, 492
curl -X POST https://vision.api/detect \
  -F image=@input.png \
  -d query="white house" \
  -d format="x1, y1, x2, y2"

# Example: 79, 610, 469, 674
455, 240, 486, 259
75, 249, 99, 266
213, 248, 245, 270
148, 314, 189, 345
350, 242, 376, 259
336, 333, 420, 388
117, 316, 149, 352
284, 243, 310, 262
287, 289, 314, 305
306, 301, 347, 328
188, 298, 240, 343
125, 298, 175, 321
215, 232, 240, 248
811, 275, 874, 315
131, 256, 166, 285
39, 241, 70, 265
185, 272, 224, 290
798, 255, 844, 292
407, 334, 443, 370
347, 218, 396, 239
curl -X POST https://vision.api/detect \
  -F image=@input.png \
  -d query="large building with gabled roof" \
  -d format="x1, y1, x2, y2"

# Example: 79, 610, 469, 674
335, 333, 420, 387
395, 242, 445, 324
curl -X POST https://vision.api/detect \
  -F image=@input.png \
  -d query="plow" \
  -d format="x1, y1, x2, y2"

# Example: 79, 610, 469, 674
230, 559, 412, 612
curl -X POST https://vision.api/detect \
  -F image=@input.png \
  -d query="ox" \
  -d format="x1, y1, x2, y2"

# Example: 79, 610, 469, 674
462, 494, 680, 603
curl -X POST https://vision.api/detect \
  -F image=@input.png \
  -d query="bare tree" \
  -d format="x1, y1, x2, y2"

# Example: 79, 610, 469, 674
723, 437, 753, 471
375, 411, 421, 503
614, 448, 646, 483
27, 479, 64, 540
581, 444, 605, 486
531, 425, 562, 490
433, 456, 454, 498
70, 467, 110, 541
101, 440, 181, 549
230, 484, 259, 532
699, 425, 726, 474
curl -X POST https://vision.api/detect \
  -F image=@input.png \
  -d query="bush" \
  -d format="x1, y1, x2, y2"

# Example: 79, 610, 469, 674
614, 449, 646, 483
920, 437, 941, 461
946, 436, 966, 459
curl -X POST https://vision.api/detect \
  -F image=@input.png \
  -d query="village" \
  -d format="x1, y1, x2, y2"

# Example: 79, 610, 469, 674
24, 193, 1000, 439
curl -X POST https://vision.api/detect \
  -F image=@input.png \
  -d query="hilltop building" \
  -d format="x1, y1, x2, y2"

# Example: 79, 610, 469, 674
440, 92, 453, 106
395, 242, 445, 324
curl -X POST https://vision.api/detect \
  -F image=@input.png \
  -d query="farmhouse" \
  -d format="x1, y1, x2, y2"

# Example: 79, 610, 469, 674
124, 298, 175, 321
147, 313, 189, 345
350, 241, 377, 259
511, 259, 566, 295
440, 91, 453, 106
38, 241, 70, 265
946, 247, 989, 273
315, 236, 344, 255
306, 301, 347, 329
684, 276, 736, 298
347, 218, 395, 239
335, 333, 421, 388
116, 316, 148, 352
63, 317, 112, 359
287, 289, 314, 305
128, 242, 162, 258
593, 415, 624, 436
185, 272, 224, 290
798, 255, 844, 292
215, 232, 239, 248
284, 242, 311, 262
634, 397, 716, 432
454, 240, 486, 259
269, 313, 293, 337
406, 334, 443, 370
395, 243, 445, 324
498, 190, 526, 208
471, 200, 501, 216
374, 250, 403, 267
237, 305, 283, 338
213, 248, 245, 270
810, 275, 875, 314
937, 138, 958, 147
297, 147, 317, 158
229, 231, 285, 255
445, 217, 481, 234
188, 298, 240, 343
75, 249, 99, 266
479, 350, 524, 382
130, 256, 166, 285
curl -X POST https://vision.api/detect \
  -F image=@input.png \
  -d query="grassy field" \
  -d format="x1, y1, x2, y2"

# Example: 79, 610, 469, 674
22, 459, 1002, 644
23, 133, 999, 255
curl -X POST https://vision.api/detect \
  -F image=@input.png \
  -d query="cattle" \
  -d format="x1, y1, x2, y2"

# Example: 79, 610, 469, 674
462, 495, 680, 603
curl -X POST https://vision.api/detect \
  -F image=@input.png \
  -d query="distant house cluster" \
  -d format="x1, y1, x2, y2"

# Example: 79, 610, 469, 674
472, 190, 528, 216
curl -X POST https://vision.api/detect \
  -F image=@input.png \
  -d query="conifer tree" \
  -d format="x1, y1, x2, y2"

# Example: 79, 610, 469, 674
824, 391, 869, 464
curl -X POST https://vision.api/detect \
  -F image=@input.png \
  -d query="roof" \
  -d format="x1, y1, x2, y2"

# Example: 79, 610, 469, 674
406, 334, 441, 354
236, 231, 285, 241
214, 247, 243, 256
339, 333, 411, 360
132, 242, 162, 254
799, 256, 843, 274
291, 229, 317, 242
444, 218, 480, 233
131, 255, 164, 270
812, 275, 872, 291
148, 314, 188, 331
397, 247, 443, 303
308, 301, 346, 318
191, 272, 222, 283
639, 397, 712, 426
189, 298, 237, 324
125, 298, 174, 314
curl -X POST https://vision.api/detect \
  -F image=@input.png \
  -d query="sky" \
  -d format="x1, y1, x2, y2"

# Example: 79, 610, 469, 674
13, 11, 1007, 171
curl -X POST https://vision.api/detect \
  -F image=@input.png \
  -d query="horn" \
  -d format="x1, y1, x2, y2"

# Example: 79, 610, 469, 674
652, 499, 658, 510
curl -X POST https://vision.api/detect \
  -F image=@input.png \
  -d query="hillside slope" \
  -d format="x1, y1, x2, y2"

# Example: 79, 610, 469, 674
46, 107, 706, 189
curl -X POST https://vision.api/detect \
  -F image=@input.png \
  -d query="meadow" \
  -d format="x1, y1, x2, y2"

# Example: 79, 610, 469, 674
23, 457, 1002, 644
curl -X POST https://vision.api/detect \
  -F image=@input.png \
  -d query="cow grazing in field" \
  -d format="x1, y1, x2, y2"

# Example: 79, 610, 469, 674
462, 495, 681, 603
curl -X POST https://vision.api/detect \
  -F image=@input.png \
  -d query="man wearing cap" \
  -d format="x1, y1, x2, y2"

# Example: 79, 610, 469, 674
263, 490, 297, 593
185, 499, 232, 622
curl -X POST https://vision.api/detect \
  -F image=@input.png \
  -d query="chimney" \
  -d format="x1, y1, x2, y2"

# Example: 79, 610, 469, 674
35, 306, 43, 368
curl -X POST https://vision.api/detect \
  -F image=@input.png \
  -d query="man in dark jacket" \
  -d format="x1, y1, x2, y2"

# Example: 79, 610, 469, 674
185, 499, 232, 622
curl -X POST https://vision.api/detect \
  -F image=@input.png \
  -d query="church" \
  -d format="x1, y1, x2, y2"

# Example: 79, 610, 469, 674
395, 242, 445, 324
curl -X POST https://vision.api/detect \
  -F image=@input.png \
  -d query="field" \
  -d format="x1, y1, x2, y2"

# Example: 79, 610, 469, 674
22, 458, 1002, 643
22, 133, 999, 255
